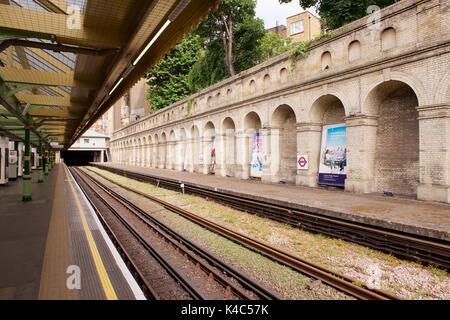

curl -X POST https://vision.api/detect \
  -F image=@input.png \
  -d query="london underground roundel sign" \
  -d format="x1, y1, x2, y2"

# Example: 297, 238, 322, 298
297, 154, 309, 170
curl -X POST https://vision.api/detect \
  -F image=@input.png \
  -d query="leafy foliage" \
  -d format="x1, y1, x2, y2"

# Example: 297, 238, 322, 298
279, 0, 398, 30
188, 0, 265, 92
289, 32, 333, 70
258, 33, 295, 63
187, 41, 229, 94
145, 35, 202, 112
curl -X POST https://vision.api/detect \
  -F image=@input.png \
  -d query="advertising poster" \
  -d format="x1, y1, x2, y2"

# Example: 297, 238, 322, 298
249, 133, 263, 178
318, 124, 347, 187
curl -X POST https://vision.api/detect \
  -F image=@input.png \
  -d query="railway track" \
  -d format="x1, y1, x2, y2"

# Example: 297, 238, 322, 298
91, 164, 450, 271
70, 166, 281, 301
84, 166, 402, 300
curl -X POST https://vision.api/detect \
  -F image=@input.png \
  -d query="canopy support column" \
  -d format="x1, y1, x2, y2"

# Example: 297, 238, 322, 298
22, 127, 32, 202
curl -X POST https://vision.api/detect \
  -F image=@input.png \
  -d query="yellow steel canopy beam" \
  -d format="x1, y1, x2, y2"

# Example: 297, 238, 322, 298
30, 108, 82, 118
0, 4, 122, 49
27, 47, 72, 74
1, 67, 97, 89
35, 0, 69, 15
15, 92, 86, 109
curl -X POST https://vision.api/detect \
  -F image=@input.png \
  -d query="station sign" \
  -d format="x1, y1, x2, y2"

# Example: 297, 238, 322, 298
297, 154, 309, 170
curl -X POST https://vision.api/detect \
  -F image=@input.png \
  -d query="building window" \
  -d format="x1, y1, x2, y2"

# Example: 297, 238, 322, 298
291, 20, 304, 35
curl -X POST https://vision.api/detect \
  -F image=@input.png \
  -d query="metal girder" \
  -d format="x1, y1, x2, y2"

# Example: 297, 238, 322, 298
5, 84, 43, 98
29, 108, 82, 118
0, 27, 56, 43
0, 117, 23, 123
27, 47, 72, 74
34, 0, 69, 15
1, 67, 98, 89
0, 80, 52, 147
0, 40, 119, 57
0, 6, 122, 49
15, 93, 87, 109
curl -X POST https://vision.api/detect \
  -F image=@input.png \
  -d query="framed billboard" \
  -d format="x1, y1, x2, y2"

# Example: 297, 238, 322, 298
318, 123, 347, 187
249, 133, 263, 178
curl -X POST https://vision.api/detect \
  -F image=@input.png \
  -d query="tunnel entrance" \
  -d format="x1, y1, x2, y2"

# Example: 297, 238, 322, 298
61, 151, 102, 166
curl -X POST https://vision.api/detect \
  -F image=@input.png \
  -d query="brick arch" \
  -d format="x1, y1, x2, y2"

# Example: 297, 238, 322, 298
219, 111, 240, 131
243, 111, 263, 134
179, 124, 192, 140
222, 116, 236, 134
203, 121, 216, 137
362, 71, 428, 114
271, 104, 298, 183
269, 99, 300, 125
202, 118, 219, 133
169, 130, 176, 142
309, 94, 346, 124
221, 116, 237, 177
365, 79, 420, 197
306, 88, 352, 120
190, 124, 201, 173
241, 109, 265, 133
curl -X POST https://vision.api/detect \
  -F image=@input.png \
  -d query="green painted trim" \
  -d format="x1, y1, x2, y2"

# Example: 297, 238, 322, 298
0, 27, 56, 42
5, 84, 44, 98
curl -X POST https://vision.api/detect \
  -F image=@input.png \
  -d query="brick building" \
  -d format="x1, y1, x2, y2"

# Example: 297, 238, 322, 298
267, 11, 322, 43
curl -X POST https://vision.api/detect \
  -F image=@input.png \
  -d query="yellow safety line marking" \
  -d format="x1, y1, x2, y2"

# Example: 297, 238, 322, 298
64, 166, 118, 300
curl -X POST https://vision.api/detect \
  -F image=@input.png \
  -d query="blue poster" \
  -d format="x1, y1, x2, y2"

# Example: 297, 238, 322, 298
250, 133, 263, 178
318, 124, 347, 186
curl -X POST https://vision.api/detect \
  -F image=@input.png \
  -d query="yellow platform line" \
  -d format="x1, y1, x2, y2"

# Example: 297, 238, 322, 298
64, 166, 118, 300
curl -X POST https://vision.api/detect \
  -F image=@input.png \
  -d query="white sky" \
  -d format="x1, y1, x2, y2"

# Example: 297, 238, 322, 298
255, 0, 319, 29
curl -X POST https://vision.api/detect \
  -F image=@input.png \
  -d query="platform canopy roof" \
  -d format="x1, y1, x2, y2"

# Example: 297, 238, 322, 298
0, 0, 219, 149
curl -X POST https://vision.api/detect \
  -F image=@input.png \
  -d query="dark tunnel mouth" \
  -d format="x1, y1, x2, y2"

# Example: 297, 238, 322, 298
60, 151, 103, 167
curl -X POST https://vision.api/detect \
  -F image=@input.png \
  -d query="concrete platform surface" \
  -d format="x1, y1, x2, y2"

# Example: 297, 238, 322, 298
94, 163, 450, 242
0, 164, 144, 300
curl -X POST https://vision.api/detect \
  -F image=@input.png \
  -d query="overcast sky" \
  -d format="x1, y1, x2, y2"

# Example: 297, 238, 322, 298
255, 0, 318, 29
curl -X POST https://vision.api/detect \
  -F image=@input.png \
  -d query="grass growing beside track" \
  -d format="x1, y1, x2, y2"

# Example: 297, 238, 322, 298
84, 166, 449, 300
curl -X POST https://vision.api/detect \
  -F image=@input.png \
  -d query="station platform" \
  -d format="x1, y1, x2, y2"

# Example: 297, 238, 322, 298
0, 164, 145, 300
93, 163, 450, 242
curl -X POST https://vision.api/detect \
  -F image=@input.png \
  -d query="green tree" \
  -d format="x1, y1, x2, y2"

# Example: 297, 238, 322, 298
145, 35, 202, 112
189, 0, 265, 92
279, 0, 398, 30
188, 42, 229, 94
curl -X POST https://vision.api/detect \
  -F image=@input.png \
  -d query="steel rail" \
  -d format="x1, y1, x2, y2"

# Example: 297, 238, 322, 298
70, 167, 206, 300
92, 164, 450, 270
86, 166, 401, 300
79, 167, 281, 300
